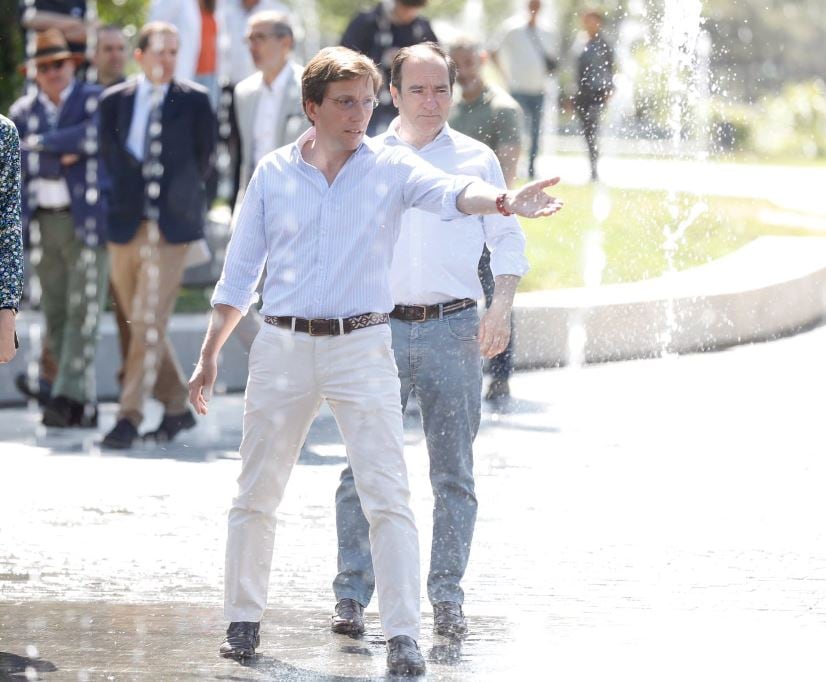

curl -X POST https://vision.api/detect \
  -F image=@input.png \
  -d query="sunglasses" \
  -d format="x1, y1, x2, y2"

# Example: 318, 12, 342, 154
37, 59, 69, 74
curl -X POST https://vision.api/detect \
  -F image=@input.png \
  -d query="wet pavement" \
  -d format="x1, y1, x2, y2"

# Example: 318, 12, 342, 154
2, 325, 826, 680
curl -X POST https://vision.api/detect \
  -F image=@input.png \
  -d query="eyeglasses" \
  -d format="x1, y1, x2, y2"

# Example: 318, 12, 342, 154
244, 31, 288, 44
324, 97, 379, 111
37, 59, 68, 74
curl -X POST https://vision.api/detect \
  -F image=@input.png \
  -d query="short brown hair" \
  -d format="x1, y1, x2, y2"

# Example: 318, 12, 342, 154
136, 21, 179, 52
302, 47, 381, 121
390, 42, 456, 92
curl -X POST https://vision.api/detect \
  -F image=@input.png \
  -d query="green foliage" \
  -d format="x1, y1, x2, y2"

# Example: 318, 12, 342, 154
96, 0, 149, 33
0, 3, 24, 115
711, 80, 826, 158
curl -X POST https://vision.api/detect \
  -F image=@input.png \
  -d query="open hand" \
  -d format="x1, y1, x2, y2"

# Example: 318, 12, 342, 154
478, 305, 511, 359
507, 177, 564, 218
188, 355, 218, 415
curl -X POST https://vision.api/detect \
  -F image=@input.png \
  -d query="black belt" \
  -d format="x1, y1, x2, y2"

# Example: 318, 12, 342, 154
391, 298, 476, 322
264, 312, 389, 336
36, 206, 70, 214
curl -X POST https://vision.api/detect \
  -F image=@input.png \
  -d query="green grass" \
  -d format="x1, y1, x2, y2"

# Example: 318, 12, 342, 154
519, 184, 824, 291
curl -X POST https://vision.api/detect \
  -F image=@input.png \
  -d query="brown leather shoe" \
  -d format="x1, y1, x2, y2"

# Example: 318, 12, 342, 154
219, 621, 260, 660
386, 635, 426, 676
433, 601, 468, 639
331, 598, 365, 636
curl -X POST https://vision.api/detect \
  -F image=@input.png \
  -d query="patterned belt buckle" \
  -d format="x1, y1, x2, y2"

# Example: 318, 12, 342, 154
308, 319, 327, 336
411, 305, 428, 322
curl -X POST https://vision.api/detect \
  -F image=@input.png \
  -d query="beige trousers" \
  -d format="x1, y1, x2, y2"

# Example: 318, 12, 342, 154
224, 322, 421, 640
107, 222, 189, 426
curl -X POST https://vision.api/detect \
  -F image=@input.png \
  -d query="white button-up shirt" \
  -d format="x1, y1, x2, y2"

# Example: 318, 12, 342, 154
211, 127, 474, 318
126, 76, 170, 161
381, 121, 528, 305
32, 83, 74, 208
252, 65, 291, 165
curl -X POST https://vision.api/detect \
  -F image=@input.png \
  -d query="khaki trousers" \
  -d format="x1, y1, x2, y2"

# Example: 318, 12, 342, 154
107, 222, 189, 426
224, 322, 421, 641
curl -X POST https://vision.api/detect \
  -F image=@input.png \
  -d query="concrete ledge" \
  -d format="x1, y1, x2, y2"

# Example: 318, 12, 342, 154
513, 236, 826, 367
3, 235, 826, 404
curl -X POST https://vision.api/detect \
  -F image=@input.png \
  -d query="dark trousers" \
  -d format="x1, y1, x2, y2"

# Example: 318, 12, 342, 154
219, 84, 241, 207
511, 92, 544, 178
478, 246, 513, 381
575, 96, 605, 180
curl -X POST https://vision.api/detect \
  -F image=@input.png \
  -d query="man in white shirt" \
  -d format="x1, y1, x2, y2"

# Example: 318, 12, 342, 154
216, 0, 294, 88
232, 11, 306, 206
330, 41, 528, 643
187, 45, 561, 675
491, 0, 558, 179
230, 11, 309, 352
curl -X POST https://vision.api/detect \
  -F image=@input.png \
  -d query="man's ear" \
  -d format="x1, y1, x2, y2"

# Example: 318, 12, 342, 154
390, 85, 401, 109
304, 100, 316, 125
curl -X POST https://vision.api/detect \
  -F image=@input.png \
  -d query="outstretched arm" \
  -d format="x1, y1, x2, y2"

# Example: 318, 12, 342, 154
188, 304, 242, 415
457, 177, 563, 219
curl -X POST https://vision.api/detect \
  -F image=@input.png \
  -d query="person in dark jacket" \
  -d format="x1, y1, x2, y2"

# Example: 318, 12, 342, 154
10, 28, 108, 427
340, 0, 437, 135
98, 21, 215, 450
574, 10, 614, 181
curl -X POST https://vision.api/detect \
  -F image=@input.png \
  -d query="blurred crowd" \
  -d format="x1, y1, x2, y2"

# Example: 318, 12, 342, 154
1, 0, 614, 446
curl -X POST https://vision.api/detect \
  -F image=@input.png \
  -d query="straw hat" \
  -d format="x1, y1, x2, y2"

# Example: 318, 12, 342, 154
19, 28, 84, 74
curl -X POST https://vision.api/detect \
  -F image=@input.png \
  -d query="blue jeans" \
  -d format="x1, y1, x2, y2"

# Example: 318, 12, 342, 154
512, 92, 545, 178
333, 308, 482, 606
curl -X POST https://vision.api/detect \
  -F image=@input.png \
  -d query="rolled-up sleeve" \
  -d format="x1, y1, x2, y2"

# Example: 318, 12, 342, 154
398, 148, 475, 221
211, 167, 268, 314
482, 153, 529, 278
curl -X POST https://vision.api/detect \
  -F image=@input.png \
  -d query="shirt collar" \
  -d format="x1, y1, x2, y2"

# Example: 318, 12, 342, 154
382, 116, 453, 152
37, 81, 75, 112
259, 64, 292, 93
291, 126, 370, 166
136, 74, 171, 100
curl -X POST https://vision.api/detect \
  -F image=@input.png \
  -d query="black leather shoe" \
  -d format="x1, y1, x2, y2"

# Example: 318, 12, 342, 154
433, 601, 468, 639
15, 373, 52, 406
386, 635, 426, 676
42, 396, 99, 428
331, 598, 365, 636
142, 409, 196, 442
42, 396, 74, 428
101, 418, 139, 449
219, 621, 260, 660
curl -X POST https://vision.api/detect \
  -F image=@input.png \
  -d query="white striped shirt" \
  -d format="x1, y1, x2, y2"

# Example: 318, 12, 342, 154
383, 120, 529, 305
211, 127, 473, 318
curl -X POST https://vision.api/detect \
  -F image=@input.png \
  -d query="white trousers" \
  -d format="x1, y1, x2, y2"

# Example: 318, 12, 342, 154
224, 322, 421, 640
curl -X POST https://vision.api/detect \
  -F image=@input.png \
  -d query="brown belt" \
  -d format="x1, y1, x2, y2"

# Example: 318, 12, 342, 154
391, 298, 477, 322
264, 312, 389, 336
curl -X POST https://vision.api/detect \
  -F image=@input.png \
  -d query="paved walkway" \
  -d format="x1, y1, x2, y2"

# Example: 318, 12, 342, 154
2, 325, 826, 680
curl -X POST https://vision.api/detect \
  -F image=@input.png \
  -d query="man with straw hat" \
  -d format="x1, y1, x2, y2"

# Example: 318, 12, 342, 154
10, 27, 109, 428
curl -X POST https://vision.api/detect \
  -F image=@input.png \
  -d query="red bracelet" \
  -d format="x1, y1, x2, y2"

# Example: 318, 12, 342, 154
495, 192, 512, 216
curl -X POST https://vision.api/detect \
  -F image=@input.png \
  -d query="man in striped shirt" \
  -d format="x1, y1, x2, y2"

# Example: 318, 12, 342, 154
187, 45, 561, 675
